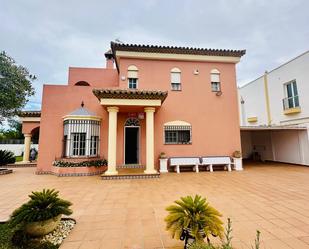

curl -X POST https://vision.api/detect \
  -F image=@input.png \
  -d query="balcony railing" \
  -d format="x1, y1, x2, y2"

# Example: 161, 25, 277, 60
282, 95, 300, 110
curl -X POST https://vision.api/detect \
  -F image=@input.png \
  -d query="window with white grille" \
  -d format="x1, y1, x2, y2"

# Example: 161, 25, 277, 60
164, 125, 191, 144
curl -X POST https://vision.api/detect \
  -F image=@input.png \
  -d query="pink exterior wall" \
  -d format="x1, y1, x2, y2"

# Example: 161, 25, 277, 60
22, 122, 40, 134
118, 58, 241, 162
35, 55, 241, 173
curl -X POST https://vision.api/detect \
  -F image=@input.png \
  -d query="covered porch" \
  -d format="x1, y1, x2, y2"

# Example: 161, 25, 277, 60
18, 111, 41, 164
93, 89, 168, 178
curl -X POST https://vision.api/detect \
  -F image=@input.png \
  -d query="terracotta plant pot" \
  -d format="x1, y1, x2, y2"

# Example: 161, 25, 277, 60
24, 214, 62, 237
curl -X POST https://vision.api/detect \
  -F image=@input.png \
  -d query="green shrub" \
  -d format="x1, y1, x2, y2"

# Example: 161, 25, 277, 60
9, 189, 72, 227
53, 159, 107, 168
165, 195, 224, 242
0, 150, 15, 166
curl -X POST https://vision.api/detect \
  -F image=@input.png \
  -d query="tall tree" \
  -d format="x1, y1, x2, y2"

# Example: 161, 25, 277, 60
0, 51, 36, 123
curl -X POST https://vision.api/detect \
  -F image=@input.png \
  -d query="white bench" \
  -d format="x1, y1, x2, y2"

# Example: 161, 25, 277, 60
169, 157, 201, 173
200, 156, 232, 172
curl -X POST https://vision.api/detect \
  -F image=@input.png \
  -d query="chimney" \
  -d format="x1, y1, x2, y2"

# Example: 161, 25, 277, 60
104, 50, 114, 69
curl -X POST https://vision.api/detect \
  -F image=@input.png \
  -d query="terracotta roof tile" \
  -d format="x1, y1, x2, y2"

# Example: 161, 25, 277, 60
111, 42, 246, 57
19, 111, 41, 117
93, 88, 168, 103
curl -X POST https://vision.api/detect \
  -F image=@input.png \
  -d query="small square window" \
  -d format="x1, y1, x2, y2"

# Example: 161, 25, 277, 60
211, 82, 221, 92
164, 126, 191, 144
128, 78, 137, 89
171, 83, 181, 91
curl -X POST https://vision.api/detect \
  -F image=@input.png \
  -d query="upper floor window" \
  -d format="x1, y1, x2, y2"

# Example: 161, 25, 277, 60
75, 81, 90, 86
283, 80, 299, 110
127, 65, 138, 89
210, 69, 221, 92
128, 78, 138, 89
171, 68, 181, 91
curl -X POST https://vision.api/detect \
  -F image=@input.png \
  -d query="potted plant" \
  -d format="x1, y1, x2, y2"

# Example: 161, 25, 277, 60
159, 152, 168, 173
165, 195, 224, 247
232, 150, 243, 171
9, 189, 72, 237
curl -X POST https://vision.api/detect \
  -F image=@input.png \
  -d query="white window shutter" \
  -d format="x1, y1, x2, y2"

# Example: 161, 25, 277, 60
171, 72, 181, 83
211, 73, 220, 82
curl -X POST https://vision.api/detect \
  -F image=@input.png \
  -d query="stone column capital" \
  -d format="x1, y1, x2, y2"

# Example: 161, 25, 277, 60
23, 133, 32, 137
107, 106, 119, 113
144, 107, 156, 113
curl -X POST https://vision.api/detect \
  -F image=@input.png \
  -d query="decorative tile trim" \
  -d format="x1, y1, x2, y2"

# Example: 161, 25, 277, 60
101, 173, 160, 180
117, 164, 145, 169
0, 169, 13, 175
36, 170, 105, 177
5, 163, 36, 168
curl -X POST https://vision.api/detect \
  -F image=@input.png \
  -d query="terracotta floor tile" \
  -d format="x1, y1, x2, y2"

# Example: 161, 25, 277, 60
1, 162, 309, 248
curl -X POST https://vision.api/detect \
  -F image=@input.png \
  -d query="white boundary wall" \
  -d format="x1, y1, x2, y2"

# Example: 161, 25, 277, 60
0, 144, 39, 156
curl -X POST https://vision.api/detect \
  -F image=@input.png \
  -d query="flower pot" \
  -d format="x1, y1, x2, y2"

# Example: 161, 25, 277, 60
233, 157, 243, 171
24, 214, 62, 237
159, 158, 168, 173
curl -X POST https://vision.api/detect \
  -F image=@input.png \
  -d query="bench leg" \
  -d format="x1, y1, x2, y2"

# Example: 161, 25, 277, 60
176, 165, 180, 174
209, 164, 213, 172
195, 164, 199, 173
227, 164, 232, 172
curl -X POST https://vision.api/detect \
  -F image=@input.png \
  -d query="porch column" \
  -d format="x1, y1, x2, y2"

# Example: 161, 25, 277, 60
22, 133, 32, 163
105, 106, 119, 175
144, 107, 157, 174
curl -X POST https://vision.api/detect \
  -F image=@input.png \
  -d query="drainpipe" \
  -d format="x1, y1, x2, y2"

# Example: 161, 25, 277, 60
263, 71, 272, 125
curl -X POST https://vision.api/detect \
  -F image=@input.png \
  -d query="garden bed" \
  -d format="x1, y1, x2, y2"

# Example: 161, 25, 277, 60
0, 218, 75, 249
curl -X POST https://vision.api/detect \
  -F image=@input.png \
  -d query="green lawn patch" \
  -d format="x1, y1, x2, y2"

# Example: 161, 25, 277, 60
15, 156, 23, 162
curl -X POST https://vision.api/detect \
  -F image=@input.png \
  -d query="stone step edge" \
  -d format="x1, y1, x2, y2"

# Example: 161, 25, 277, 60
101, 173, 160, 180
6, 163, 37, 168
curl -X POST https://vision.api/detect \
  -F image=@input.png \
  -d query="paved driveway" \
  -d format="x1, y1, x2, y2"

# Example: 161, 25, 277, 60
1, 162, 309, 249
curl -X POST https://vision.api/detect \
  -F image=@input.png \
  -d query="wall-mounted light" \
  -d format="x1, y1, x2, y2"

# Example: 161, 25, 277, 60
193, 69, 199, 75
121, 76, 126, 81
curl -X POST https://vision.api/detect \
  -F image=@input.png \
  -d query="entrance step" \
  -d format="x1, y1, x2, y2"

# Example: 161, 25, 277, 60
101, 168, 160, 180
117, 164, 145, 169
6, 162, 37, 168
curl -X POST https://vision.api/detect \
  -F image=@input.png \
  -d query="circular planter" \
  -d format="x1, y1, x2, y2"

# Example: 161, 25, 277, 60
24, 214, 62, 237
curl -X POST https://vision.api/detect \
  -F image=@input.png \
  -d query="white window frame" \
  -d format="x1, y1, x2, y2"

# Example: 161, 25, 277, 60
164, 126, 192, 145
210, 69, 221, 92
128, 78, 138, 89
171, 68, 181, 91
283, 80, 299, 109
71, 132, 86, 156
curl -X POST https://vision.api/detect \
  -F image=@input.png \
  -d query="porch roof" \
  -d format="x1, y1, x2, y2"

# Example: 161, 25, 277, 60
18, 110, 41, 118
93, 88, 168, 103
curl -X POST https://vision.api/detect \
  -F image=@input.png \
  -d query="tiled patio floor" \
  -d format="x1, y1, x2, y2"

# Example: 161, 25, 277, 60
1, 162, 309, 249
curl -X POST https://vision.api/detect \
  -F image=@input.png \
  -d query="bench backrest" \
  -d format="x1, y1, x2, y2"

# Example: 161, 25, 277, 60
170, 157, 200, 166
201, 156, 231, 165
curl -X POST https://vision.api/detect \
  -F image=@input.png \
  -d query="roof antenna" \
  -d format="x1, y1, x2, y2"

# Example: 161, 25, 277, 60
81, 101, 84, 108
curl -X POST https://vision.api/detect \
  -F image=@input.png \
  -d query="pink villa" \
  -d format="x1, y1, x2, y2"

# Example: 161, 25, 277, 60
19, 42, 246, 178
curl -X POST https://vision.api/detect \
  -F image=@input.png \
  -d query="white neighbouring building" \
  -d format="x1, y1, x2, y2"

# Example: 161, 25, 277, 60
239, 50, 309, 166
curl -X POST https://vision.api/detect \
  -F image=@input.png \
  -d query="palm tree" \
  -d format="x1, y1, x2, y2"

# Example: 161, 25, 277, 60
165, 195, 224, 242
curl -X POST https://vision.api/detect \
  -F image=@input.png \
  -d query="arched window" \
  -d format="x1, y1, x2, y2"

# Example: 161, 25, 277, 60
164, 120, 192, 144
125, 118, 140, 127
127, 65, 138, 89
210, 69, 221, 92
171, 67, 181, 91
75, 81, 90, 86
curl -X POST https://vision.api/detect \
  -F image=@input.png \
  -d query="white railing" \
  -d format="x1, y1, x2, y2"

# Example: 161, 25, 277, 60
283, 95, 299, 110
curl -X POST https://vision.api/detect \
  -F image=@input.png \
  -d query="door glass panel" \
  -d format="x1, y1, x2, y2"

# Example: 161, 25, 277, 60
286, 84, 292, 98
